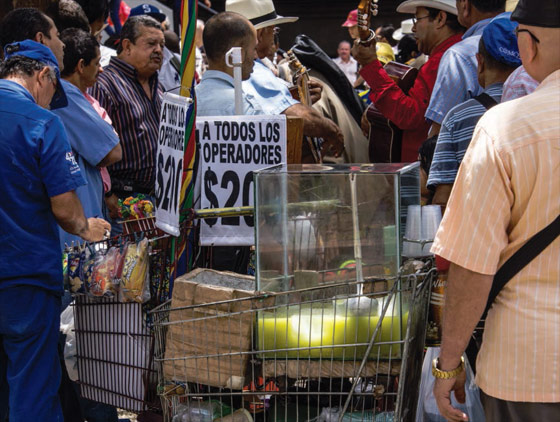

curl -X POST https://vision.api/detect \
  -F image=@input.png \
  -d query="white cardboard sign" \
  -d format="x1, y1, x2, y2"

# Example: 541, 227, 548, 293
155, 93, 192, 236
197, 115, 287, 246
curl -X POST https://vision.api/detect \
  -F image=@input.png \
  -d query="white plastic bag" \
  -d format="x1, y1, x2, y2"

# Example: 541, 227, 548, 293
415, 347, 485, 422
60, 301, 78, 381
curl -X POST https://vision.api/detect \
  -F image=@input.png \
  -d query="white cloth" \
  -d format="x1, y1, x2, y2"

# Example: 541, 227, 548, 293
99, 45, 117, 68
333, 56, 358, 86
159, 47, 181, 94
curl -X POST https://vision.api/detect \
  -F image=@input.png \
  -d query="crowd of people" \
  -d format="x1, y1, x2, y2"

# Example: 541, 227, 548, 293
0, 0, 558, 421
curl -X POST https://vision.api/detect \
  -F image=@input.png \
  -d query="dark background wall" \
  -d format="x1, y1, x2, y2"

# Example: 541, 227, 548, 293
200, 0, 408, 57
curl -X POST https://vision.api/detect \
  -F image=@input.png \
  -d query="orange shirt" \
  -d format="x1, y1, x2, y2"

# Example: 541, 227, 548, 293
432, 70, 560, 402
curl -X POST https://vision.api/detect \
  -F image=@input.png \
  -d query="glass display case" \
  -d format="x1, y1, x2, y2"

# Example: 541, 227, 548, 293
254, 163, 420, 292
253, 163, 420, 360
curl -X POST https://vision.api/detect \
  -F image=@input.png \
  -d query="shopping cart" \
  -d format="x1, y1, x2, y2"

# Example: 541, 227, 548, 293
71, 217, 178, 413
151, 260, 434, 422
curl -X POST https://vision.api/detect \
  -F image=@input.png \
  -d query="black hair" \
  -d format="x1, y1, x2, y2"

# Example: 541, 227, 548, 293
47, 0, 91, 33
0, 56, 49, 79
203, 12, 254, 63
426, 7, 465, 33
419, 134, 438, 178
74, 0, 109, 24
396, 34, 419, 64
378, 24, 397, 47
470, 0, 506, 13
117, 15, 163, 54
478, 36, 518, 72
60, 28, 99, 77
0, 8, 53, 50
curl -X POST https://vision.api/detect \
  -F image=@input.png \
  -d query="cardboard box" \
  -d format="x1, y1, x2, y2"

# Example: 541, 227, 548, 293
163, 268, 257, 389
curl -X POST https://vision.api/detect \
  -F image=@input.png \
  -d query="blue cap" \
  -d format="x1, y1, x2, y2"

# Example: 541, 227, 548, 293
129, 4, 166, 23
482, 18, 522, 68
3, 40, 68, 109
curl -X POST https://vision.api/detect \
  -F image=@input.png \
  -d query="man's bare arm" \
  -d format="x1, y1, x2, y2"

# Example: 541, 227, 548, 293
50, 191, 111, 242
432, 184, 453, 209
283, 103, 344, 157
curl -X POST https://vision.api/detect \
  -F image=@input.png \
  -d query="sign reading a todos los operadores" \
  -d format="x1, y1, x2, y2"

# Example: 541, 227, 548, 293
197, 115, 287, 246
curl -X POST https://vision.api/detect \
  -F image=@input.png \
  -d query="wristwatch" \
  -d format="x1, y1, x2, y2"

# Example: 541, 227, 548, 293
432, 356, 465, 379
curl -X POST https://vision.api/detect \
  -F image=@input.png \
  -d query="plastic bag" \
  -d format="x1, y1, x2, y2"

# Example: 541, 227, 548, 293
415, 347, 485, 422
120, 237, 151, 303
67, 246, 86, 294
60, 301, 78, 381
90, 246, 119, 297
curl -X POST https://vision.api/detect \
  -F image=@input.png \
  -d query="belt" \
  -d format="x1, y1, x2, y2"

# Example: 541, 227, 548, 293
111, 179, 154, 196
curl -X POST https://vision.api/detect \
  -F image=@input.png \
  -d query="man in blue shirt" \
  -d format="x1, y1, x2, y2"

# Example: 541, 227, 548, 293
195, 12, 263, 116
54, 28, 122, 249
426, 0, 507, 136
0, 41, 110, 422
428, 17, 521, 207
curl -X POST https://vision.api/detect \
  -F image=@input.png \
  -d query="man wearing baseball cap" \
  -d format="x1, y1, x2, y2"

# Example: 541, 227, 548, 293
0, 40, 110, 421
226, 0, 345, 161
352, 0, 463, 162
431, 0, 560, 420
342, 9, 360, 40
428, 17, 520, 207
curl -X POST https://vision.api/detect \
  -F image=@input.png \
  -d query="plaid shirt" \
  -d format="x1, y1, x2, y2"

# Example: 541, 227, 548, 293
90, 57, 162, 190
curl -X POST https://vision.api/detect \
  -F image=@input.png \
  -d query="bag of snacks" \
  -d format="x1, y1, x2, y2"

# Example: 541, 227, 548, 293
120, 237, 151, 303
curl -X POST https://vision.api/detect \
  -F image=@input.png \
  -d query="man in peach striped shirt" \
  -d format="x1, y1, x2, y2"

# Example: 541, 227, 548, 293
431, 0, 560, 420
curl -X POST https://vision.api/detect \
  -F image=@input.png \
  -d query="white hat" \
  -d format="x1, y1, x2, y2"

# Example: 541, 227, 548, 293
396, 0, 458, 16
226, 0, 299, 30
393, 18, 414, 40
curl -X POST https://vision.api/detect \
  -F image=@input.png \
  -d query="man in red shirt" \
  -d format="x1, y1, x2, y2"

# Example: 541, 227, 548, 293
352, 0, 464, 162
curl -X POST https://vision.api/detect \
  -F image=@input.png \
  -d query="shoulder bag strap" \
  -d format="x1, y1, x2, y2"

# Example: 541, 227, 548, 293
483, 214, 560, 318
474, 92, 498, 110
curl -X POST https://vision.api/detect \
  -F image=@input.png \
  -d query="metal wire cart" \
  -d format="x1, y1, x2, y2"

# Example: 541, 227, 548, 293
151, 164, 432, 421
69, 217, 178, 412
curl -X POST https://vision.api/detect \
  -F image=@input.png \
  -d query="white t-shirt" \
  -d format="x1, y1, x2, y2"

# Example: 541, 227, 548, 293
333, 56, 358, 86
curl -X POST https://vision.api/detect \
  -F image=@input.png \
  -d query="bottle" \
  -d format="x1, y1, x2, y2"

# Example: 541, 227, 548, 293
425, 270, 447, 346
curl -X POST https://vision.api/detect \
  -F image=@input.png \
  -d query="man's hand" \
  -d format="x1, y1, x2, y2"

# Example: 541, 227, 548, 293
308, 79, 323, 105
321, 125, 345, 158
80, 218, 111, 242
433, 371, 469, 422
361, 109, 371, 137
351, 39, 378, 67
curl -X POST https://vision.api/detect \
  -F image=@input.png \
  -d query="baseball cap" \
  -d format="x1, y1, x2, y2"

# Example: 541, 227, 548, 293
342, 9, 358, 27
482, 18, 521, 67
226, 0, 298, 30
129, 4, 167, 23
396, 0, 457, 16
3, 40, 68, 109
511, 0, 560, 28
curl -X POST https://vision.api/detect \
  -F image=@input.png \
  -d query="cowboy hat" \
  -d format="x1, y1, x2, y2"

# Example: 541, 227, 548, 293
226, 0, 298, 30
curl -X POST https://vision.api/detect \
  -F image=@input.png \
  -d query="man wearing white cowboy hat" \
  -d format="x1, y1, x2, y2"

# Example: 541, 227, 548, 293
226, 0, 345, 161
352, 0, 463, 162
425, 0, 508, 137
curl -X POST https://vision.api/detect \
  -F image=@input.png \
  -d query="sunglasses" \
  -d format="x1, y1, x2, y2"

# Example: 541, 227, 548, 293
515, 27, 540, 44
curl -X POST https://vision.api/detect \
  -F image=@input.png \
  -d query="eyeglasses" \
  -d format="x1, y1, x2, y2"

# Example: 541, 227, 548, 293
515, 27, 540, 44
412, 15, 430, 25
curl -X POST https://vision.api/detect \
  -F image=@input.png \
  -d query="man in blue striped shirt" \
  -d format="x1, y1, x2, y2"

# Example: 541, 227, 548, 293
427, 17, 521, 207
90, 15, 164, 197
426, 0, 507, 137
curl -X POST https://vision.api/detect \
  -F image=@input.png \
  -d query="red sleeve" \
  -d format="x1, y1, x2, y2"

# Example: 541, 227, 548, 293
360, 60, 431, 130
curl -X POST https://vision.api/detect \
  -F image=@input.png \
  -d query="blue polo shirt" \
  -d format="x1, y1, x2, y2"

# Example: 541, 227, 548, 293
0, 80, 85, 294
53, 80, 120, 249
243, 59, 298, 115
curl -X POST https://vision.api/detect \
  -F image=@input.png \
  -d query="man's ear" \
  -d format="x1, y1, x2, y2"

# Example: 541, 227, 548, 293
121, 38, 132, 54
256, 29, 265, 43
33, 32, 44, 45
76, 58, 85, 75
37, 66, 51, 87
